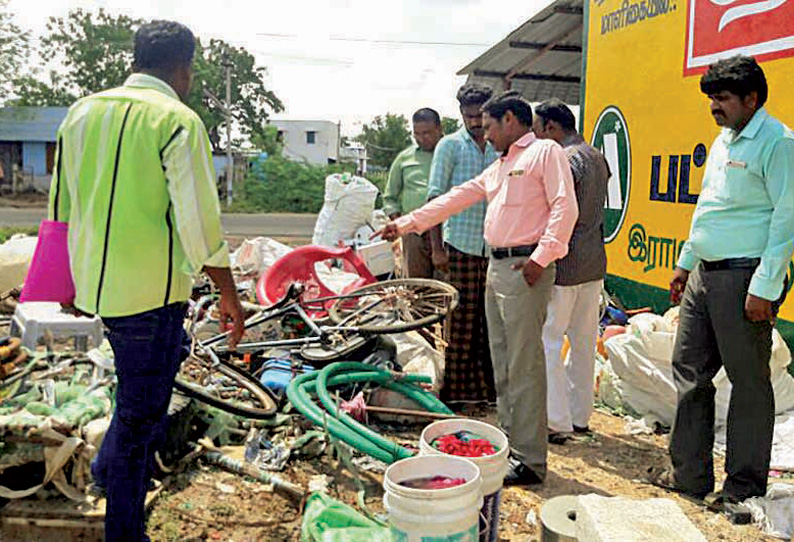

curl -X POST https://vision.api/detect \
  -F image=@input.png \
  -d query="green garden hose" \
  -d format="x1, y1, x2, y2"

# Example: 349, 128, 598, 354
288, 371, 395, 463
317, 363, 415, 460
286, 362, 453, 463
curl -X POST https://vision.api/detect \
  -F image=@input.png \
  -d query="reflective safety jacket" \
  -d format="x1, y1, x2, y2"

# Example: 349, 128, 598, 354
48, 73, 229, 317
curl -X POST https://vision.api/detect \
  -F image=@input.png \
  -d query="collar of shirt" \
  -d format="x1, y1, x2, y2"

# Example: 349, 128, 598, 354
501, 131, 536, 160
723, 107, 769, 145
458, 127, 494, 155
124, 73, 180, 101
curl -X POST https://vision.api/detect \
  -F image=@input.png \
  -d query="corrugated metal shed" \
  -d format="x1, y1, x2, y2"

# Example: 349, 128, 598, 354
0, 107, 68, 142
458, 0, 584, 104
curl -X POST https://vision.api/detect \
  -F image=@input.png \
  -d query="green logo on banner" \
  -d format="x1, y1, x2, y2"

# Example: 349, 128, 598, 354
591, 106, 631, 243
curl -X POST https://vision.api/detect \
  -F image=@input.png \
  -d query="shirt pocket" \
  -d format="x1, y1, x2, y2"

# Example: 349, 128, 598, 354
500, 169, 526, 206
723, 163, 767, 206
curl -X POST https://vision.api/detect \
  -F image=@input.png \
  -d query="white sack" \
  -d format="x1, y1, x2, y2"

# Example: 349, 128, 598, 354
312, 173, 379, 247
603, 309, 794, 428
0, 235, 37, 293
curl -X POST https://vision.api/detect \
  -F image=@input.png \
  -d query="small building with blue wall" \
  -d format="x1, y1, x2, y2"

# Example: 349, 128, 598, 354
0, 107, 69, 191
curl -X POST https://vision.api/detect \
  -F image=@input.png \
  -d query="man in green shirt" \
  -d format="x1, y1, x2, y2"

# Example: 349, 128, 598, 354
49, 21, 244, 541
665, 56, 794, 505
383, 108, 443, 278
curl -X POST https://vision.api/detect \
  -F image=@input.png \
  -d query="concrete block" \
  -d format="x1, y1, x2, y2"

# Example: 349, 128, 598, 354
576, 494, 707, 542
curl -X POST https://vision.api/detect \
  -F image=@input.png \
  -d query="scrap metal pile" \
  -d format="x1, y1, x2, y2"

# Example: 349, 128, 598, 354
0, 236, 460, 519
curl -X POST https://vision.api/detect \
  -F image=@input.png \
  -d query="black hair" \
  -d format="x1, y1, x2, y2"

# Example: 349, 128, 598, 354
134, 20, 196, 72
700, 55, 768, 107
481, 90, 533, 126
456, 83, 494, 108
535, 98, 576, 131
412, 108, 441, 126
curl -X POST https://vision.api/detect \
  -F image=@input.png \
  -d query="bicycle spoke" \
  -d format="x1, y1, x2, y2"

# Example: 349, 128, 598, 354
328, 279, 459, 334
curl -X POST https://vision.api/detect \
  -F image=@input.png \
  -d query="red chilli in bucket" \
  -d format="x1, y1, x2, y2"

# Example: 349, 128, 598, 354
431, 431, 499, 457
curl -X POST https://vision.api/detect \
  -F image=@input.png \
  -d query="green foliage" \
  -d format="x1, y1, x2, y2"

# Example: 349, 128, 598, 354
366, 169, 388, 196
12, 72, 75, 107
249, 124, 283, 158
186, 39, 284, 151
354, 113, 411, 169
0, 0, 30, 104
442, 116, 460, 135
12, 9, 283, 151
0, 226, 38, 244
230, 156, 355, 213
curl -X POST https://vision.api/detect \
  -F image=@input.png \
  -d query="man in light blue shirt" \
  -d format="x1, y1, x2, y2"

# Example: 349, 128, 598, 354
665, 56, 794, 505
427, 83, 500, 404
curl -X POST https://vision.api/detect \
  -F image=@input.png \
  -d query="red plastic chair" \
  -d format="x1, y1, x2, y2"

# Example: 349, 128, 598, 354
256, 245, 376, 315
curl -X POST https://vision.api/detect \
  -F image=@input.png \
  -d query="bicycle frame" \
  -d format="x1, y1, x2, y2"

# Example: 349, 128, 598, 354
193, 284, 360, 354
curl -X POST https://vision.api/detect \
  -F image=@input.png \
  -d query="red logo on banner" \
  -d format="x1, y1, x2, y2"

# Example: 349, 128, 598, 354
685, 0, 794, 75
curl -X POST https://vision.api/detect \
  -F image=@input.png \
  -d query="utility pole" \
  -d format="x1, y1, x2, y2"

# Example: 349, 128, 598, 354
224, 61, 233, 208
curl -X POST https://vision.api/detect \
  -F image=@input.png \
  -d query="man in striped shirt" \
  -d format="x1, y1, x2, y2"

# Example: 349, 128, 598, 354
49, 21, 244, 541
427, 83, 500, 404
532, 99, 609, 443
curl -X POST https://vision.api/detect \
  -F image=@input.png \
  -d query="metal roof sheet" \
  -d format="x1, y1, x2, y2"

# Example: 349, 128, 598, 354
458, 0, 584, 104
0, 107, 68, 143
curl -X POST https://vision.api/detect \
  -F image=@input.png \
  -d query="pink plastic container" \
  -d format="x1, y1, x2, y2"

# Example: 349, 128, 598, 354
20, 220, 75, 304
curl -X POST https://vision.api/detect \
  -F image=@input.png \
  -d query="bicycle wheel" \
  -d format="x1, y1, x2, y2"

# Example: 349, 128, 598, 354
328, 278, 459, 334
173, 355, 278, 419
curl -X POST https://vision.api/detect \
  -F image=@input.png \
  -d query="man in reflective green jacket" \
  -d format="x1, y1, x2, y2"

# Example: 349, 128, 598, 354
48, 20, 244, 541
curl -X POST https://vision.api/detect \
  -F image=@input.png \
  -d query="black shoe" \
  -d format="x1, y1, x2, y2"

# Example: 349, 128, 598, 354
548, 432, 569, 445
573, 425, 591, 434
503, 461, 544, 486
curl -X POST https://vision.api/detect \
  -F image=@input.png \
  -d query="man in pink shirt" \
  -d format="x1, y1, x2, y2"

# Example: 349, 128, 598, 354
376, 91, 578, 485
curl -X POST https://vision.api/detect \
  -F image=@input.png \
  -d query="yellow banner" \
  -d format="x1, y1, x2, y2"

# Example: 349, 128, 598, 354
582, 0, 794, 318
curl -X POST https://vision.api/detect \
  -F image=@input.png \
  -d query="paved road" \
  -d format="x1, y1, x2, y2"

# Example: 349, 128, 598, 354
0, 208, 318, 239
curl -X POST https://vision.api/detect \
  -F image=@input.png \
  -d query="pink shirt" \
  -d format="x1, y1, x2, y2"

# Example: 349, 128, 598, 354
396, 131, 578, 268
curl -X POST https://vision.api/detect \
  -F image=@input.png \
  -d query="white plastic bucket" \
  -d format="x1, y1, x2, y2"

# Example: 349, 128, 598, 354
419, 419, 510, 542
419, 419, 509, 496
383, 455, 483, 542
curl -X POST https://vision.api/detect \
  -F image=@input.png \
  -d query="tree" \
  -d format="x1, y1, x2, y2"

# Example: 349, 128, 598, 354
442, 116, 460, 135
12, 9, 283, 151
188, 39, 284, 151
12, 9, 139, 106
354, 113, 411, 169
0, 0, 30, 103
249, 124, 283, 158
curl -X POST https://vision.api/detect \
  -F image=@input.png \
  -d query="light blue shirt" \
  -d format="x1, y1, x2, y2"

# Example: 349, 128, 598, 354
427, 127, 499, 256
678, 108, 794, 301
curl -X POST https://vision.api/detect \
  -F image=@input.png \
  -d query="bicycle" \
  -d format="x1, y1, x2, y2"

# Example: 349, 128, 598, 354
173, 278, 459, 419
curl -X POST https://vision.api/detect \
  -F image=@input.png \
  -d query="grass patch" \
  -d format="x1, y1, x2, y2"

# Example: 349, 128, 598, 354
0, 226, 38, 244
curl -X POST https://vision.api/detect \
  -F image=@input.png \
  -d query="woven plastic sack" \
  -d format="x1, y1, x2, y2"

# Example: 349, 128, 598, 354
312, 173, 379, 247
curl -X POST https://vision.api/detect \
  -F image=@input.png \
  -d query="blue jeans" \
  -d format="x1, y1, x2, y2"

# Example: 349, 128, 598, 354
92, 303, 188, 542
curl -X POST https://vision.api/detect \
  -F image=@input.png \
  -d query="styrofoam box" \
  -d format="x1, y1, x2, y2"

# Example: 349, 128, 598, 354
356, 240, 395, 276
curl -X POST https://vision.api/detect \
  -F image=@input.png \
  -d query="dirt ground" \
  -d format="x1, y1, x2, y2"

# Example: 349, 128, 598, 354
145, 407, 786, 542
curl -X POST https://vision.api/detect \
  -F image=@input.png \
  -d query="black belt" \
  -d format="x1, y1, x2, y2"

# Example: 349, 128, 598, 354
491, 245, 537, 260
701, 257, 760, 272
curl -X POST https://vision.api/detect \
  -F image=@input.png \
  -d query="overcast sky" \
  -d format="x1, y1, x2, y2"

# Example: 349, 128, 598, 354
9, 0, 551, 135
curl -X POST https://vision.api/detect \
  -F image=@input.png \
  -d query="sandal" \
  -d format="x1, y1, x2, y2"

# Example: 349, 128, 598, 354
548, 432, 569, 445
703, 492, 752, 525
645, 467, 709, 500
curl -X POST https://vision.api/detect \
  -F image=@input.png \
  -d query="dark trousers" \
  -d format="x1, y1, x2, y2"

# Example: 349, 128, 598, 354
670, 264, 775, 500
401, 232, 434, 279
92, 303, 188, 542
